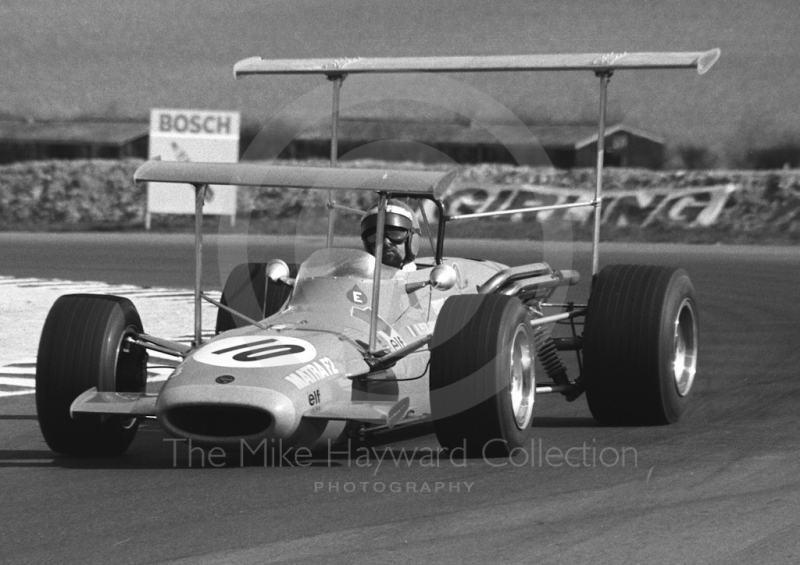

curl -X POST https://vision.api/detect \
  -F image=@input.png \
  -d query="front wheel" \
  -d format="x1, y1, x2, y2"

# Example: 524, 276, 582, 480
583, 264, 699, 425
430, 295, 535, 457
36, 294, 148, 456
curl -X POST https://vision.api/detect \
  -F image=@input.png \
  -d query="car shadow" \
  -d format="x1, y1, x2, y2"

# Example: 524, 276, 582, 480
2, 420, 601, 469
3, 423, 347, 470
358, 422, 436, 447
0, 446, 185, 470
0, 450, 60, 468
532, 416, 597, 428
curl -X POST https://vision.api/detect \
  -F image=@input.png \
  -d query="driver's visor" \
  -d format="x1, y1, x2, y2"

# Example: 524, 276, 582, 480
362, 226, 410, 245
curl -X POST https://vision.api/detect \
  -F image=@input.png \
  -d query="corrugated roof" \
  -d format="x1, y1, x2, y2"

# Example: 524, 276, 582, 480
573, 124, 665, 148
528, 124, 601, 148
0, 120, 149, 146
296, 119, 495, 145
295, 119, 663, 149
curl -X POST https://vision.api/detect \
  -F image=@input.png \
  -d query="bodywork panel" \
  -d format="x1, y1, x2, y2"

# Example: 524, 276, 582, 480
71, 248, 506, 449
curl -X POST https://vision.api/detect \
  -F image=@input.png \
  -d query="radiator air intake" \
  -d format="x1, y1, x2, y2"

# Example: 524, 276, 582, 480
166, 405, 272, 438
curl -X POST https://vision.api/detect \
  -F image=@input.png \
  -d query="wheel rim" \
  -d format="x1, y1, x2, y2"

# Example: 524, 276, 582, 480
672, 299, 698, 397
509, 323, 535, 430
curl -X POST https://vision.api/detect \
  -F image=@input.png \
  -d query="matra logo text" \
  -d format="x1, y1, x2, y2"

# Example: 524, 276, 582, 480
285, 357, 339, 390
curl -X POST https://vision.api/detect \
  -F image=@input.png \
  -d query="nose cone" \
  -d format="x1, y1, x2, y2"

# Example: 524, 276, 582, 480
155, 328, 366, 448
157, 381, 297, 447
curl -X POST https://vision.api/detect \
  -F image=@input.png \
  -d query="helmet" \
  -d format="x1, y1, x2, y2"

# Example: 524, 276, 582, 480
360, 199, 421, 263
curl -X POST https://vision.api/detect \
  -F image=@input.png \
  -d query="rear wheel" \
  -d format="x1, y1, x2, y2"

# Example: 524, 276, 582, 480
583, 264, 699, 425
215, 262, 296, 334
36, 294, 148, 456
430, 295, 535, 457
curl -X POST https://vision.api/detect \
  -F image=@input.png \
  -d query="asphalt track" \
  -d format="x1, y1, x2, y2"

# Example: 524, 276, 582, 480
1, 232, 799, 565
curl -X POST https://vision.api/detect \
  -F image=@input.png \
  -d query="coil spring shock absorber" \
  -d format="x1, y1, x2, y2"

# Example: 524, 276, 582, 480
532, 325, 570, 388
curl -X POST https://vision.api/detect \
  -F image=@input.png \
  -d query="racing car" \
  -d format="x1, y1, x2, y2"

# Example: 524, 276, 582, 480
35, 50, 716, 458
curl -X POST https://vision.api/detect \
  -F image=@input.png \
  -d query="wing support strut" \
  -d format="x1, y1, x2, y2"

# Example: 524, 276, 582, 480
368, 192, 388, 354
193, 183, 206, 346
592, 71, 611, 278
326, 74, 344, 247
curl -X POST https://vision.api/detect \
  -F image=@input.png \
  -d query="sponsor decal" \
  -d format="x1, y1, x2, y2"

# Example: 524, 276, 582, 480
443, 184, 739, 228
308, 389, 321, 406
592, 52, 627, 66
346, 285, 369, 305
351, 307, 407, 352
406, 321, 436, 338
284, 357, 340, 390
153, 109, 237, 136
193, 336, 316, 368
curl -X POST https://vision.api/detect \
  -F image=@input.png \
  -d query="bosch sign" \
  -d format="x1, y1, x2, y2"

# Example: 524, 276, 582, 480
156, 112, 235, 136
146, 108, 240, 227
150, 109, 239, 137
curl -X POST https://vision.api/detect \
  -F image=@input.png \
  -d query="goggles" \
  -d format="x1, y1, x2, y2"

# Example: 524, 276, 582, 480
363, 227, 410, 245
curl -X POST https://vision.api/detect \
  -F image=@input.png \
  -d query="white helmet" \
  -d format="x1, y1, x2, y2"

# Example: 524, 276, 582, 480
360, 199, 421, 263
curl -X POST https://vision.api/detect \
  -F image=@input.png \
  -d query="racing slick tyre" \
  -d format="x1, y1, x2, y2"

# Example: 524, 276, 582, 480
583, 264, 699, 426
35, 294, 148, 456
215, 262, 297, 334
430, 295, 535, 458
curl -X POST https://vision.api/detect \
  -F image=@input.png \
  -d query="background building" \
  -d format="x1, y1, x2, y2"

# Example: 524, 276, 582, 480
277, 119, 666, 169
0, 117, 667, 170
0, 119, 148, 164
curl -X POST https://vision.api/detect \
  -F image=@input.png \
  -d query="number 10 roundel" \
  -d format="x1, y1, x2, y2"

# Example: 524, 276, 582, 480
193, 336, 318, 368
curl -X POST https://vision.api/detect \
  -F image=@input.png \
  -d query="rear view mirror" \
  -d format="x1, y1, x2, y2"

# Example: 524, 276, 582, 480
430, 264, 457, 291
265, 259, 292, 285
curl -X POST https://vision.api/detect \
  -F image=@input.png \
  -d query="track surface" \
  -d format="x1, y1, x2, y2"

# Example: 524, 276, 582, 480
1, 233, 799, 565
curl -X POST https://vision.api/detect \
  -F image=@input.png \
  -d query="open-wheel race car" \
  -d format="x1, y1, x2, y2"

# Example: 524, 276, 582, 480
35, 49, 718, 458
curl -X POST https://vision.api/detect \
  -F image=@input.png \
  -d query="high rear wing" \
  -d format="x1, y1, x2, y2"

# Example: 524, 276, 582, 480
232, 48, 720, 277
234, 50, 720, 77
134, 160, 457, 199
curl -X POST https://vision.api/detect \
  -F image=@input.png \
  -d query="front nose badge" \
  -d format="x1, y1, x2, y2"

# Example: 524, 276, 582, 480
215, 375, 235, 384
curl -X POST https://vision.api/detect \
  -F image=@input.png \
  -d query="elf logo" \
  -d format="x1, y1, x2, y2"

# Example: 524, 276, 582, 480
351, 307, 407, 351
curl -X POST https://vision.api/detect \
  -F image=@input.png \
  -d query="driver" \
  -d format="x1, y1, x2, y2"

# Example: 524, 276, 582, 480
360, 199, 421, 271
